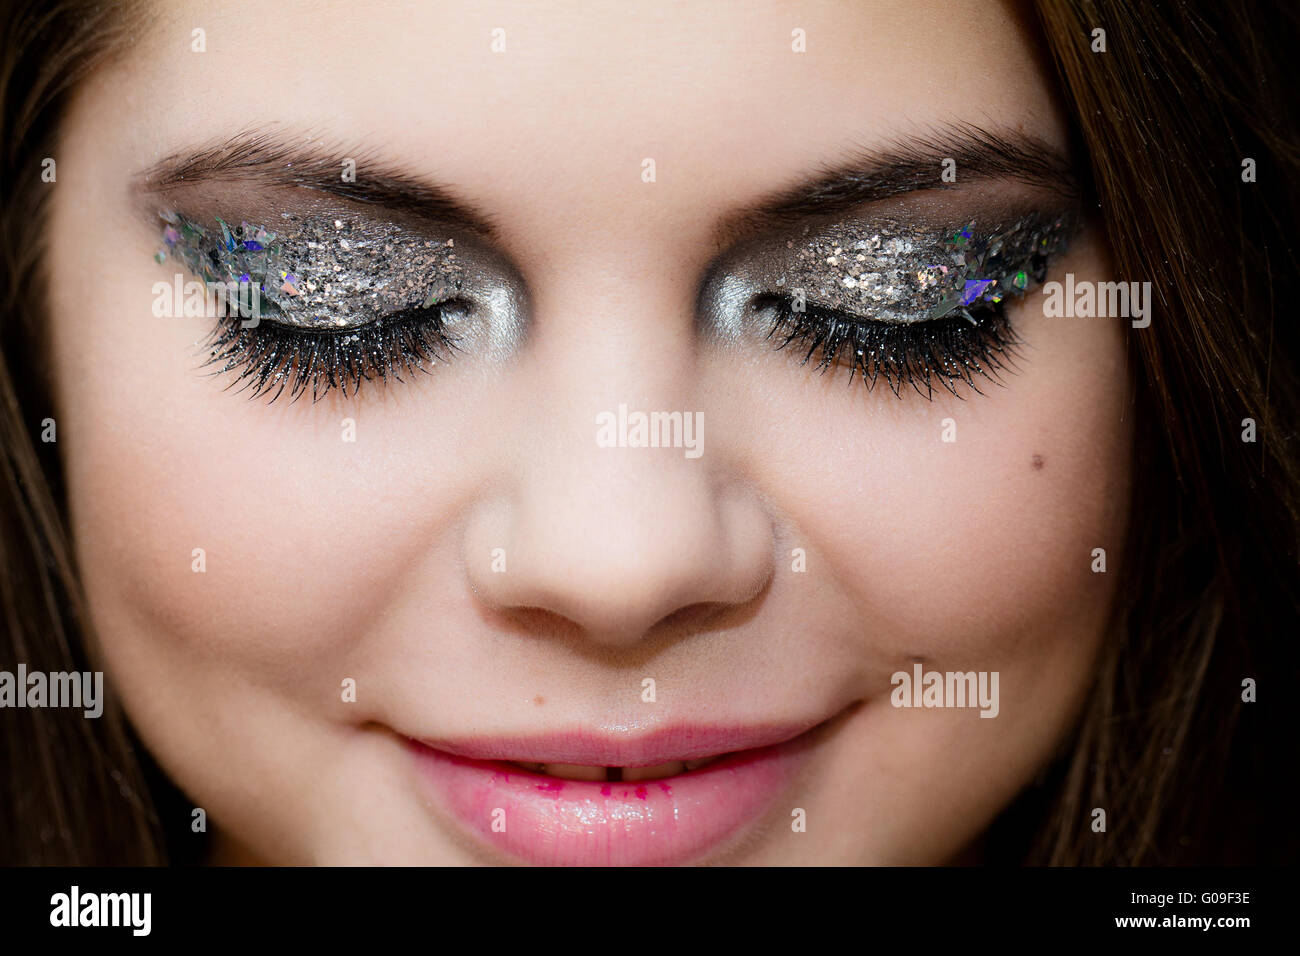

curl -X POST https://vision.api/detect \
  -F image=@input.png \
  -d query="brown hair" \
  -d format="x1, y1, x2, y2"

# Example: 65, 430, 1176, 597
1004, 0, 1299, 864
0, 0, 180, 864
1, 0, 1296, 865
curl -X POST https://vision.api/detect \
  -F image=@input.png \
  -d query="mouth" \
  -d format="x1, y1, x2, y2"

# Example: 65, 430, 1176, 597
410, 722, 824, 866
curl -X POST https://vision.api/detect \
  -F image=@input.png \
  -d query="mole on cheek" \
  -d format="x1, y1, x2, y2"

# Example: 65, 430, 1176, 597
1031, 454, 1045, 471
533, 695, 545, 706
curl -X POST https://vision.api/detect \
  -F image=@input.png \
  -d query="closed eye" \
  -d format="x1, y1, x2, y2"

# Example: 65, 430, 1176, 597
704, 207, 1076, 399
153, 207, 519, 403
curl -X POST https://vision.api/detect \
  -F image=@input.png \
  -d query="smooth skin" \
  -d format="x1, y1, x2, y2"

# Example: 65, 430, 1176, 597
46, 0, 1130, 864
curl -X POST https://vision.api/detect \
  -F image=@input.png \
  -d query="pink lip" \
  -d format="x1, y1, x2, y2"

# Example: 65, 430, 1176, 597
410, 723, 817, 866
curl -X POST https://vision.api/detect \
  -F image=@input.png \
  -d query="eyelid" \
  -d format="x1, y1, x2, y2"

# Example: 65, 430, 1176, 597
160, 208, 528, 343
703, 209, 1076, 331
156, 210, 474, 332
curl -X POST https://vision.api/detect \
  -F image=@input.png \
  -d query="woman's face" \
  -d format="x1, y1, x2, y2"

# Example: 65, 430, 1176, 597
47, 0, 1130, 864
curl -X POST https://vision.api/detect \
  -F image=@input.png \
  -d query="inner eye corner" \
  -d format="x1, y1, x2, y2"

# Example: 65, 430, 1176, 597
748, 291, 786, 313
433, 293, 476, 314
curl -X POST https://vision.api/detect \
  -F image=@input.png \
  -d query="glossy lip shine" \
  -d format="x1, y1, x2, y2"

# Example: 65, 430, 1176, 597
410, 724, 818, 866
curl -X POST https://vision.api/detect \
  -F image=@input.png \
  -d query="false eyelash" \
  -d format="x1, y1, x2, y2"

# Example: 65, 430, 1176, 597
760, 294, 1023, 399
199, 307, 459, 404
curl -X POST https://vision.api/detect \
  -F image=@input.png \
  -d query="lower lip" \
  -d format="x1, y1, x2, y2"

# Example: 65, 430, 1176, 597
411, 739, 810, 866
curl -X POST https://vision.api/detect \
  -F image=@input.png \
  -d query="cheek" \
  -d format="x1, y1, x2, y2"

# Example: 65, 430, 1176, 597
844, 342, 1130, 651
55, 381, 492, 683
860, 311, 1130, 661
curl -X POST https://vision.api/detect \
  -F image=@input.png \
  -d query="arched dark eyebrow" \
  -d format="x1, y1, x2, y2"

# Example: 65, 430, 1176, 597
135, 129, 501, 239
715, 124, 1081, 245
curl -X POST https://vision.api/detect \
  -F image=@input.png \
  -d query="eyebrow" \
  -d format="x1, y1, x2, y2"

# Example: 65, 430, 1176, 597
138, 123, 1078, 248
136, 129, 500, 238
716, 124, 1081, 244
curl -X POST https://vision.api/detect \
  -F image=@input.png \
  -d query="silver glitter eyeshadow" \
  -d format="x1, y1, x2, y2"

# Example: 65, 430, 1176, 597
711, 212, 1075, 331
156, 210, 468, 330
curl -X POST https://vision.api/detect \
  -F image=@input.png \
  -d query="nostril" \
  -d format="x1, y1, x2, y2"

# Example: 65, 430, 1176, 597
653, 589, 768, 636
486, 605, 585, 643
481, 595, 767, 650
651, 601, 733, 634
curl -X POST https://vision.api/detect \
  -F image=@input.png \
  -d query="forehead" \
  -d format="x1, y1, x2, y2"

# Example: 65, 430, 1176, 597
77, 0, 1065, 249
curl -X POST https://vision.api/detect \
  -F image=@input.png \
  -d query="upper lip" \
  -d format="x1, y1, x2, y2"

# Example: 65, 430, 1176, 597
412, 719, 824, 767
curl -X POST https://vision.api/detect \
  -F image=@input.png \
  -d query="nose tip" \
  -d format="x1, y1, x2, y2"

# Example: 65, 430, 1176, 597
463, 470, 774, 648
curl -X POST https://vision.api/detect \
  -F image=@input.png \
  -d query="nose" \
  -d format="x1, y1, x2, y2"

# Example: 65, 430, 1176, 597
464, 433, 774, 647
463, 291, 774, 648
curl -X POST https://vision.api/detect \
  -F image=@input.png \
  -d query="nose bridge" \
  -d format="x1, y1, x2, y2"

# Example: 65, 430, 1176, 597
519, 239, 709, 519
531, 401, 711, 559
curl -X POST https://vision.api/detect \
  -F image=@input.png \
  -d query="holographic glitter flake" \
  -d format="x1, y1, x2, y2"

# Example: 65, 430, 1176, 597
961, 279, 995, 305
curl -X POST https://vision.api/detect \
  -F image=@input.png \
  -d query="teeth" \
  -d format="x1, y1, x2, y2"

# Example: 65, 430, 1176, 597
508, 756, 727, 780
622, 761, 687, 781
535, 763, 607, 782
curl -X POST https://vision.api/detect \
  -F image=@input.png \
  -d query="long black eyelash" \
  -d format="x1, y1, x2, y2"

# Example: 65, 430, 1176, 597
199, 307, 458, 404
760, 295, 1024, 400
